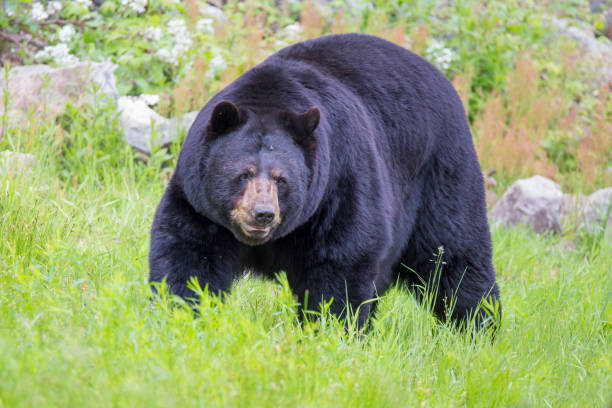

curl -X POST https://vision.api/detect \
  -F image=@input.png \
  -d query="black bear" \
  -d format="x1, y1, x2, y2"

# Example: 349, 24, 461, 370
149, 33, 501, 329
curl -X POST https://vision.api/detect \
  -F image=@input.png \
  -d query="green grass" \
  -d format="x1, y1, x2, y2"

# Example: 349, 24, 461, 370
1, 108, 611, 408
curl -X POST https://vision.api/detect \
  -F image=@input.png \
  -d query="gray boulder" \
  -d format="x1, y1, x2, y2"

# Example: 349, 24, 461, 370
117, 96, 198, 154
490, 176, 563, 233
0, 61, 117, 122
562, 193, 589, 220
582, 187, 612, 229
548, 17, 612, 89
562, 188, 612, 230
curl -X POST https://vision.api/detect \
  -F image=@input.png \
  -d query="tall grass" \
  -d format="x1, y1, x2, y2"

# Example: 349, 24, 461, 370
0, 100, 610, 407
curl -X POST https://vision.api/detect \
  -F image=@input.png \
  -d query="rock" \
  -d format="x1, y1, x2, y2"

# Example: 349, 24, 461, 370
117, 96, 167, 153
200, 3, 227, 23
138, 94, 160, 106
561, 189, 612, 230
490, 175, 563, 233
604, 10, 612, 41
548, 17, 612, 89
0, 151, 35, 176
485, 190, 498, 208
0, 61, 117, 122
589, 0, 611, 13
582, 187, 612, 229
117, 96, 198, 154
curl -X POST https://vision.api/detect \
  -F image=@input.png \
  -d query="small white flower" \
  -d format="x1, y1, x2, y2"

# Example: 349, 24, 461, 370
165, 19, 192, 61
276, 23, 302, 47
167, 19, 187, 37
34, 43, 78, 66
206, 54, 227, 78
46, 1, 63, 15
425, 39, 453, 71
75, 0, 92, 9
283, 23, 302, 40
196, 18, 214, 35
31, 3, 49, 21
6, 8, 14, 17
34, 48, 51, 60
155, 48, 173, 64
171, 41, 191, 61
144, 27, 162, 42
209, 55, 226, 70
274, 39, 289, 48
58, 25, 76, 43
121, 0, 147, 14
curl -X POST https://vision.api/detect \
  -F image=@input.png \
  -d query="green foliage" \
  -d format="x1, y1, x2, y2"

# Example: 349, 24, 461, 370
53, 100, 130, 183
542, 131, 579, 174
1, 136, 610, 405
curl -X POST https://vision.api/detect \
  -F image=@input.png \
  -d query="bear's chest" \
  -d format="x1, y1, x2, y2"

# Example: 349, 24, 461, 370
242, 241, 300, 279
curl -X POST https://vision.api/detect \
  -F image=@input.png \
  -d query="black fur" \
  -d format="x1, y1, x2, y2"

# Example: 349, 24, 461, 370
149, 33, 501, 328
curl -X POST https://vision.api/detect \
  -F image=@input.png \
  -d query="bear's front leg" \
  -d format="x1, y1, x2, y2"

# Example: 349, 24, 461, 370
295, 259, 379, 329
149, 189, 240, 301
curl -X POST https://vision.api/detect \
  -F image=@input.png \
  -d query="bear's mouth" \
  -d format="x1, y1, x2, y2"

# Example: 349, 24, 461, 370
235, 223, 275, 245
243, 224, 271, 237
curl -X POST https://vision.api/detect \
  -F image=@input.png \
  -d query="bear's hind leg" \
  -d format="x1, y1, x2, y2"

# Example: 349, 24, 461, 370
433, 260, 502, 332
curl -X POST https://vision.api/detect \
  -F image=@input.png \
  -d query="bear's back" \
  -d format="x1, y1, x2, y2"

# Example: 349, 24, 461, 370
270, 34, 472, 178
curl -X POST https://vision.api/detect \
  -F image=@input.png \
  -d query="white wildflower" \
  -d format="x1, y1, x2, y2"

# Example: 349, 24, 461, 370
6, 8, 14, 17
144, 27, 162, 42
75, 0, 92, 9
34, 43, 78, 66
121, 0, 147, 14
206, 54, 227, 78
275, 23, 302, 48
195, 18, 214, 35
274, 40, 288, 48
283, 23, 302, 41
31, 2, 49, 21
153, 19, 193, 65
34, 48, 49, 60
345, 0, 373, 14
46, 1, 63, 15
167, 19, 187, 37
155, 48, 173, 64
171, 39, 192, 61
57, 25, 76, 43
425, 39, 453, 71
166, 19, 192, 61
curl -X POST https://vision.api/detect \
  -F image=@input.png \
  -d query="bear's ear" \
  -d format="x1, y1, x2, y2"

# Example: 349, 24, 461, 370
296, 106, 320, 134
288, 107, 319, 157
206, 101, 242, 140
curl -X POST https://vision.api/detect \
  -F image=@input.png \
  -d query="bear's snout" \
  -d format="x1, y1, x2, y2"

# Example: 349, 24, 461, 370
230, 177, 281, 245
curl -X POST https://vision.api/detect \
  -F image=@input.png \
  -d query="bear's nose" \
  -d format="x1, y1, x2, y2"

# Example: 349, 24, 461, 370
253, 206, 275, 226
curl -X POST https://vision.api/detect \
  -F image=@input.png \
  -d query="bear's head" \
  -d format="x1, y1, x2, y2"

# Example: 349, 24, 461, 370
202, 100, 320, 246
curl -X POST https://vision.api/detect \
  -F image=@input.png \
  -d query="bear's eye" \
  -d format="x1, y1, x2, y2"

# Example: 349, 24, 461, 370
275, 177, 287, 186
239, 172, 252, 182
